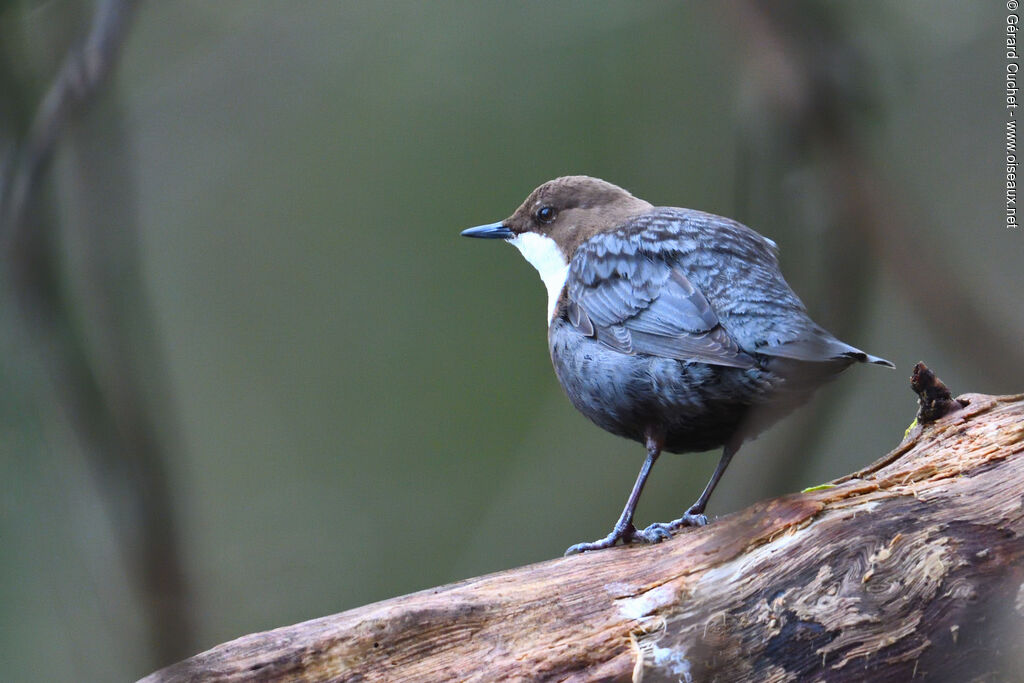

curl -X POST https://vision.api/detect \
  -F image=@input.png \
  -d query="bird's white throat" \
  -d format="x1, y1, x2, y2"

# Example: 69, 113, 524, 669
507, 232, 569, 324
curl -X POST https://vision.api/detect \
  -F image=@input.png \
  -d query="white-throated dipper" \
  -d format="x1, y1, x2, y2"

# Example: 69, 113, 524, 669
462, 176, 892, 555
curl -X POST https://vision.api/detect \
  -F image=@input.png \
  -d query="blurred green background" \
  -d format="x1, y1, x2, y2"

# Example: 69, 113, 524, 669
1, 1, 1021, 680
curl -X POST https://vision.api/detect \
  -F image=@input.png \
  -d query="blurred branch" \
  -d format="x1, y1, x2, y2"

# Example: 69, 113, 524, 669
727, 2, 1024, 497
0, 0, 193, 669
727, 1, 881, 495
142, 389, 1024, 682
0, 0, 137, 237
732, 0, 1024, 381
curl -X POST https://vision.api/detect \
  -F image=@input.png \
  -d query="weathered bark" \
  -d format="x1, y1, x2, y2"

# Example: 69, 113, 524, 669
141, 390, 1024, 682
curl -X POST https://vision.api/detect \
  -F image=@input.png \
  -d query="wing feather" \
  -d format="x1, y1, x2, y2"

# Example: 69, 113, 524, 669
567, 232, 756, 369
564, 208, 888, 370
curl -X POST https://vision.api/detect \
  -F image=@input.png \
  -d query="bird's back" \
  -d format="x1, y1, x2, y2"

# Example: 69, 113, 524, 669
583, 208, 889, 366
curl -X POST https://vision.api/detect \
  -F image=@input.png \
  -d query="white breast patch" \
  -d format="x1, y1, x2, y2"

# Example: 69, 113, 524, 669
507, 232, 570, 324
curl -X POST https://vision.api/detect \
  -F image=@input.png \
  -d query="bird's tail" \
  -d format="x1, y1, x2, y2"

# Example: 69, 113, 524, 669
830, 336, 893, 368
862, 352, 895, 368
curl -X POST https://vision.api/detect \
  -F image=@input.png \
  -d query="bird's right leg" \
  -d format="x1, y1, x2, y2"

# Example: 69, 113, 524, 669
564, 431, 665, 555
653, 439, 740, 532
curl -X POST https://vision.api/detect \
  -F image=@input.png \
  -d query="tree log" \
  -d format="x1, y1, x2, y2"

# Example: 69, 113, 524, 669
141, 389, 1024, 682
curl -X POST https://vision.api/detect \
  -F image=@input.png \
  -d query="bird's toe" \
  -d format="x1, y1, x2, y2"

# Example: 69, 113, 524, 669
564, 524, 635, 555
669, 509, 709, 529
632, 522, 674, 544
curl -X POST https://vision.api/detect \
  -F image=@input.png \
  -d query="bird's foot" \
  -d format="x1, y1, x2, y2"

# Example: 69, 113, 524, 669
666, 505, 709, 530
564, 504, 711, 555
564, 523, 639, 555
565, 517, 687, 554
632, 522, 674, 544
631, 512, 705, 543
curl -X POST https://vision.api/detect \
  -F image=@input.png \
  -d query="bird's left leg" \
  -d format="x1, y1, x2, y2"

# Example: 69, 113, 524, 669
672, 440, 740, 529
564, 431, 664, 555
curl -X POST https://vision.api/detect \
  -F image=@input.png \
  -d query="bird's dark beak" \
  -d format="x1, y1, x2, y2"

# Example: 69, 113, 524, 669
461, 222, 513, 239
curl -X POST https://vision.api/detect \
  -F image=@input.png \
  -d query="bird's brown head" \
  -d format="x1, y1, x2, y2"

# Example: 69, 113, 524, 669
461, 176, 653, 322
501, 176, 651, 258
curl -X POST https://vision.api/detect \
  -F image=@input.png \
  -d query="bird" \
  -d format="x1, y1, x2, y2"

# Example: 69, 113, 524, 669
461, 176, 892, 555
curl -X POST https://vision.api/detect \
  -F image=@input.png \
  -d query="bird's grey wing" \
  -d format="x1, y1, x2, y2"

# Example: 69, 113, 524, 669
623, 209, 893, 367
566, 231, 756, 369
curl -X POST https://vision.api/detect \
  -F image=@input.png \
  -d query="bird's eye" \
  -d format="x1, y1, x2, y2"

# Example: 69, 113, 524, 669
536, 206, 557, 223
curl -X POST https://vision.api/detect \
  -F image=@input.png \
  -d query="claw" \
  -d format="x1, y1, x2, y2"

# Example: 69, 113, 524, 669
564, 523, 637, 555
668, 507, 709, 530
633, 522, 674, 543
